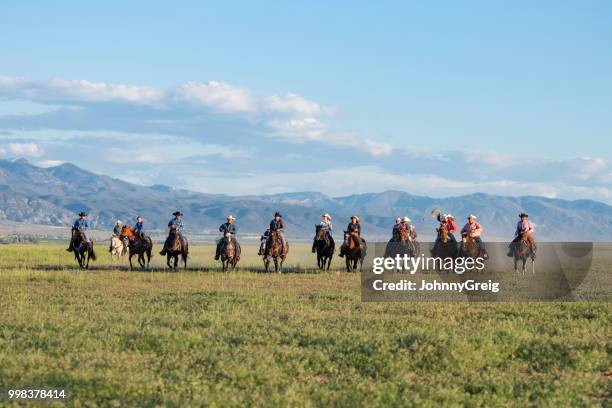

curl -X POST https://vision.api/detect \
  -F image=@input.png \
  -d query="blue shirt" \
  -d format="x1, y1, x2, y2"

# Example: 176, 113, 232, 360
135, 221, 145, 233
168, 218, 184, 232
73, 218, 90, 231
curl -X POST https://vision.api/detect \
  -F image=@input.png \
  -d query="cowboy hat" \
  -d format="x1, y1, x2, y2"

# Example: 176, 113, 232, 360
467, 214, 477, 219
78, 212, 88, 217
395, 217, 401, 222
136, 215, 143, 220
274, 212, 282, 217
322, 213, 331, 220
115, 220, 122, 224
227, 215, 236, 220
519, 212, 529, 218
446, 214, 455, 219
402, 216, 411, 222
351, 215, 360, 222
172, 211, 183, 216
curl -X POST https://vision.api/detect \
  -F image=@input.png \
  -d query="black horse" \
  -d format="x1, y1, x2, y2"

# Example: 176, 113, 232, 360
510, 231, 536, 274
163, 225, 188, 269
71, 228, 96, 269
313, 225, 334, 270
430, 223, 458, 272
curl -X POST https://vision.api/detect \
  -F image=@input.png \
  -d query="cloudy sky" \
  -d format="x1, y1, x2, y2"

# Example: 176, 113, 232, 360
1, 2, 611, 203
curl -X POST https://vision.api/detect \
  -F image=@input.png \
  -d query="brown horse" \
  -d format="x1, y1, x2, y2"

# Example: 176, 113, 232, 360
263, 231, 288, 273
219, 233, 240, 272
120, 225, 153, 270
164, 225, 188, 269
314, 226, 334, 270
431, 223, 458, 270
71, 228, 96, 269
459, 236, 482, 271
342, 231, 364, 272
511, 231, 536, 274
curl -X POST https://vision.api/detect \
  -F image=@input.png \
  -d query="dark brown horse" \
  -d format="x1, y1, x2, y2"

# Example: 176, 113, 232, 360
511, 231, 536, 274
431, 223, 458, 271
458, 236, 483, 271
263, 231, 288, 273
71, 228, 96, 269
313, 226, 334, 270
163, 225, 188, 269
120, 225, 153, 270
384, 227, 417, 272
219, 233, 240, 272
342, 231, 364, 272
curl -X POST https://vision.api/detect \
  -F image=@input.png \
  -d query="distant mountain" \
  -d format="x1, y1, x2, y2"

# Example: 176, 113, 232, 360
0, 158, 611, 241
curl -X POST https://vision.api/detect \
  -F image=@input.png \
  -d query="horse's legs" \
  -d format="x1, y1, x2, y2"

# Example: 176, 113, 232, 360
531, 258, 535, 274
128, 253, 135, 271
514, 256, 518, 273
166, 254, 172, 269
522, 257, 527, 274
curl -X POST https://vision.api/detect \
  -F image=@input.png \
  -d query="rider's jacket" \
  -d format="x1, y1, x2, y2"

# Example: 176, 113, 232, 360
73, 218, 90, 231
168, 218, 184, 232
113, 224, 122, 235
269, 219, 285, 232
347, 222, 361, 234
515, 220, 534, 236
219, 222, 237, 235
135, 221, 145, 234
461, 222, 482, 237
445, 219, 457, 234
319, 220, 332, 232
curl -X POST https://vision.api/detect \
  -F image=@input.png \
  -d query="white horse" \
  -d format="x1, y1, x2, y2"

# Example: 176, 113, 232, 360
109, 235, 127, 259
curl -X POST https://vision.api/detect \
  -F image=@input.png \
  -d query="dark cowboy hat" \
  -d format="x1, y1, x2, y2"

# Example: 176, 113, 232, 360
519, 212, 529, 218
78, 212, 88, 217
172, 211, 183, 216
136, 215, 143, 219
274, 212, 282, 217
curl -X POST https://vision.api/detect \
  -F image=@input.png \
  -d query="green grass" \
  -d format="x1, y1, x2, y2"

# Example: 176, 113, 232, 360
0, 244, 610, 407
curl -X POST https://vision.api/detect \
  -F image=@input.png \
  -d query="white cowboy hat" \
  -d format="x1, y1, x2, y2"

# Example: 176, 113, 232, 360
446, 214, 455, 219
467, 214, 477, 219
227, 215, 236, 220
395, 217, 401, 222
322, 213, 331, 220
402, 216, 411, 222
351, 215, 360, 222
115, 220, 122, 224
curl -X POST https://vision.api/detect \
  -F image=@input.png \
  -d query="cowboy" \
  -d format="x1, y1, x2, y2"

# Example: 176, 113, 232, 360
160, 211, 185, 256
67, 211, 90, 252
340, 215, 365, 257
508, 213, 536, 256
109, 220, 124, 253
391, 217, 402, 241
460, 214, 488, 258
134, 216, 145, 240
266, 212, 287, 252
435, 213, 457, 244
312, 213, 333, 253
258, 228, 271, 255
215, 215, 240, 260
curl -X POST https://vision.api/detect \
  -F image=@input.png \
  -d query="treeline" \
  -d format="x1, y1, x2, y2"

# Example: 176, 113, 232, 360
0, 234, 41, 244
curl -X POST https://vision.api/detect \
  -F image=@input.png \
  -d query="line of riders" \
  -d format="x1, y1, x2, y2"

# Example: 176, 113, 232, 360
66, 209, 537, 265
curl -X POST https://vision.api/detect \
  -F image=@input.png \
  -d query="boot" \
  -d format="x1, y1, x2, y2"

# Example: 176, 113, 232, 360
215, 245, 220, 260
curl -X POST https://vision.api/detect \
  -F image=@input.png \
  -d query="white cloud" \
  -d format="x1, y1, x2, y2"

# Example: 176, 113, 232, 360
175, 81, 257, 113
0, 142, 44, 157
263, 93, 330, 116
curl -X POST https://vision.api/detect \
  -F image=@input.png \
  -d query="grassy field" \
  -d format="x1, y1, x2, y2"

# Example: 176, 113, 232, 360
0, 243, 610, 407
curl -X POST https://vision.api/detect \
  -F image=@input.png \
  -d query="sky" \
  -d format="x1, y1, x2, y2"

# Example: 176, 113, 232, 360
0, 1, 611, 203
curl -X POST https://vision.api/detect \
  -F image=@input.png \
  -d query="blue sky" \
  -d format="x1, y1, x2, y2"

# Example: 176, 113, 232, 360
1, 1, 611, 202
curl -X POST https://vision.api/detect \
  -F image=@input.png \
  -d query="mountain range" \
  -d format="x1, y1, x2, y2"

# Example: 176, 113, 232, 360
0, 158, 611, 241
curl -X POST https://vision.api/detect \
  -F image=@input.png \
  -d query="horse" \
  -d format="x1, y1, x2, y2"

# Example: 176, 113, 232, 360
430, 223, 458, 271
511, 231, 536, 274
219, 232, 240, 272
263, 231, 288, 273
342, 231, 364, 272
120, 225, 153, 270
313, 226, 334, 270
71, 228, 96, 269
385, 227, 417, 272
458, 235, 483, 271
109, 235, 127, 259
163, 225, 188, 269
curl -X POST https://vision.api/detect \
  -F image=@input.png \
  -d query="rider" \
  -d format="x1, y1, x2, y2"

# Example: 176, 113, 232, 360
460, 214, 488, 259
215, 215, 239, 260
391, 217, 402, 241
401, 216, 414, 239
67, 211, 90, 252
134, 216, 145, 240
435, 213, 457, 244
109, 220, 124, 253
312, 213, 333, 253
340, 216, 365, 257
507, 213, 536, 256
159, 211, 185, 256
266, 212, 287, 253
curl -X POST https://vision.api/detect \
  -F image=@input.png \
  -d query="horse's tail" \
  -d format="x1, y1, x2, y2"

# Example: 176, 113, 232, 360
89, 245, 97, 261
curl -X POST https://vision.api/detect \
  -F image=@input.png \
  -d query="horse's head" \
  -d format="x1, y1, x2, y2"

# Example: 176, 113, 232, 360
315, 226, 326, 240
169, 224, 179, 236
399, 227, 409, 242
440, 223, 448, 243
120, 225, 134, 240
